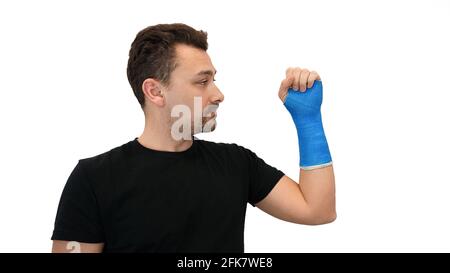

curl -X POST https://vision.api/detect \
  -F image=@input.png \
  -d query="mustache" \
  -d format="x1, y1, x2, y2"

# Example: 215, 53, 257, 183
203, 104, 219, 117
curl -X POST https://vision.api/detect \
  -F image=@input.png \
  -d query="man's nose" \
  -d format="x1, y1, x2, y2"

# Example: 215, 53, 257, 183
211, 87, 225, 104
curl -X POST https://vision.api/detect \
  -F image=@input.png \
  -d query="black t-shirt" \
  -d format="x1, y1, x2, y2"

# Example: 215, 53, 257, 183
51, 138, 284, 252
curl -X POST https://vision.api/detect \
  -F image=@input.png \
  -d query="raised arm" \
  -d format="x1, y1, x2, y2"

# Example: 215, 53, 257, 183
256, 67, 336, 225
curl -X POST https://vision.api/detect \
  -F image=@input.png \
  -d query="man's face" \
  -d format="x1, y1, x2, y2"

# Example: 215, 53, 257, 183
162, 44, 224, 135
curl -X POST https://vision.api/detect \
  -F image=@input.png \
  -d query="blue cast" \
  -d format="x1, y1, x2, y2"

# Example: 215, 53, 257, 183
284, 80, 332, 170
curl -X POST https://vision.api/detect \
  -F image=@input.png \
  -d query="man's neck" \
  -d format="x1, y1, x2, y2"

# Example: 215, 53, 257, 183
138, 117, 193, 152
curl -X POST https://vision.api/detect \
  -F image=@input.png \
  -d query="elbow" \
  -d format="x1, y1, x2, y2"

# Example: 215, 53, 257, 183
322, 211, 337, 224
302, 210, 337, 225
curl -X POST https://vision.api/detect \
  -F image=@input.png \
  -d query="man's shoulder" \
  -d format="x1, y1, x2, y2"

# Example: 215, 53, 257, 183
196, 138, 254, 158
77, 139, 135, 174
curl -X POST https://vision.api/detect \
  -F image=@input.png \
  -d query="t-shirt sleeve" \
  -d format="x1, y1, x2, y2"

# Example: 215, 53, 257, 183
243, 148, 285, 207
51, 160, 105, 243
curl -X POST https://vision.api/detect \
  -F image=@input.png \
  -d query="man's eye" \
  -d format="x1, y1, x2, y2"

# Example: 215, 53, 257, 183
198, 78, 216, 85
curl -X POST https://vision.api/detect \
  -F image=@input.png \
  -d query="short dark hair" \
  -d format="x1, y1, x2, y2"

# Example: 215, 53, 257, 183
127, 23, 208, 107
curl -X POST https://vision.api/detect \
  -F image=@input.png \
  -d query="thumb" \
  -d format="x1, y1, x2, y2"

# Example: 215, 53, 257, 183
278, 76, 295, 102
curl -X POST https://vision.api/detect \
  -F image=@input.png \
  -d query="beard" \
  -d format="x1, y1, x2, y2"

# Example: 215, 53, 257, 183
197, 103, 218, 133
201, 114, 217, 133
169, 103, 218, 140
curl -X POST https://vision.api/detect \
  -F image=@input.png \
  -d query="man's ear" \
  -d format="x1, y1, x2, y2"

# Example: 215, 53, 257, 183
142, 78, 165, 107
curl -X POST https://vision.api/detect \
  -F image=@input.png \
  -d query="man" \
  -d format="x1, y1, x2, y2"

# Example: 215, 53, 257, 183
51, 23, 336, 253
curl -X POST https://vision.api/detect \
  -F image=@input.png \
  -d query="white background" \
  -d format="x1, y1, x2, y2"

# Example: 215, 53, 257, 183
0, 0, 449, 252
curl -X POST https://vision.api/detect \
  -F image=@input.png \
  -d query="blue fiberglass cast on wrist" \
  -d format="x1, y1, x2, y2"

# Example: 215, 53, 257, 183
284, 80, 332, 170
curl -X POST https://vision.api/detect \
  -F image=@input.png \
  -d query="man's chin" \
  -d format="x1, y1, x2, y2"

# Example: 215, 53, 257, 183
192, 117, 216, 134
191, 116, 217, 135
202, 118, 217, 133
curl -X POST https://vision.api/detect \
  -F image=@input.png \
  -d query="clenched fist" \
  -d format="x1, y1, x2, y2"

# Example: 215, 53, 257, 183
278, 67, 321, 103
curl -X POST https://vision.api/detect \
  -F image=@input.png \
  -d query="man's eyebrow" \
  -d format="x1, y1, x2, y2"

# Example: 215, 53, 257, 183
195, 69, 217, 77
